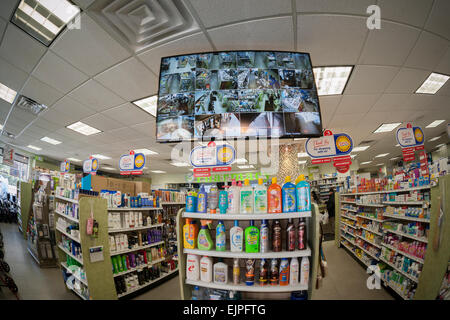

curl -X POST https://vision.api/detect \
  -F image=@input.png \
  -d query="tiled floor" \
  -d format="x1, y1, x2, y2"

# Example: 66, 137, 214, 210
1, 223, 393, 300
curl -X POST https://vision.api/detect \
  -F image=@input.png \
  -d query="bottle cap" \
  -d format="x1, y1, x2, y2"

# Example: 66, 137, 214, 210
258, 178, 263, 185
244, 179, 250, 186
238, 181, 242, 187
234, 220, 239, 227
250, 220, 255, 226
272, 177, 277, 184
218, 220, 224, 225
231, 179, 236, 186
285, 176, 291, 183
299, 174, 305, 181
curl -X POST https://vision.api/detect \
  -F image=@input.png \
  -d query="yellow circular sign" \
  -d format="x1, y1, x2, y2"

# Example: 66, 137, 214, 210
336, 135, 351, 153
65, 162, 70, 171
134, 154, 145, 169
218, 146, 233, 163
414, 128, 424, 143
92, 159, 98, 170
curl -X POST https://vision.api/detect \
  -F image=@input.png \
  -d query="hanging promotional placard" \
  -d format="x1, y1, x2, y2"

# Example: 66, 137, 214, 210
60, 160, 70, 173
83, 157, 99, 175
190, 142, 235, 174
2, 144, 14, 166
396, 123, 424, 149
119, 150, 145, 175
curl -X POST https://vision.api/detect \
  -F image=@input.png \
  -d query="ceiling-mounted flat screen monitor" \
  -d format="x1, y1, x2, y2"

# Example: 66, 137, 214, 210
156, 51, 322, 142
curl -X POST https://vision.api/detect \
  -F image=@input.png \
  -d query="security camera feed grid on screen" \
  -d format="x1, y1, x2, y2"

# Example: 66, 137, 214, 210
156, 51, 322, 142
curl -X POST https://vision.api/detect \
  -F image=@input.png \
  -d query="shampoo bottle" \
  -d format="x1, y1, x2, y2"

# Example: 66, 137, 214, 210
296, 175, 311, 212
282, 176, 296, 213
197, 224, 213, 250
245, 220, 260, 253
268, 177, 282, 213
240, 179, 254, 214
197, 185, 208, 213
215, 220, 226, 251
254, 178, 267, 213
230, 220, 243, 252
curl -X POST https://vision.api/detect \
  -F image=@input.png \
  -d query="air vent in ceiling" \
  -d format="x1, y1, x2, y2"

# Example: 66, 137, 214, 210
14, 95, 48, 115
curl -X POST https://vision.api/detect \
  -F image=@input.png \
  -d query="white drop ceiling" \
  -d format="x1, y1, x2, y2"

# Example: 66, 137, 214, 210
0, 0, 448, 176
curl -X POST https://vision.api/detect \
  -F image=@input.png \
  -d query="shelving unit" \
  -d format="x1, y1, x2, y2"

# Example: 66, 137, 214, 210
177, 203, 321, 300
337, 176, 450, 300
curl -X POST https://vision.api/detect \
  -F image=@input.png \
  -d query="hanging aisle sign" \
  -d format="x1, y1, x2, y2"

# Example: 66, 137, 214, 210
119, 150, 145, 175
190, 141, 235, 177
83, 157, 99, 175
306, 130, 353, 173
60, 160, 70, 173
396, 123, 425, 162
2, 144, 14, 166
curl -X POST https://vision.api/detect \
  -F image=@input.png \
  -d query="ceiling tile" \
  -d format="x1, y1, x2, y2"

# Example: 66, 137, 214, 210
358, 21, 420, 66
82, 113, 125, 132
53, 127, 85, 142
0, 0, 19, 21
22, 124, 51, 137
329, 112, 366, 128
424, 0, 450, 40
0, 24, 47, 73
371, 93, 411, 111
94, 57, 158, 101
435, 45, 450, 75
0, 18, 6, 40
130, 120, 156, 137
403, 94, 434, 110
0, 100, 12, 121
209, 16, 294, 51
426, 95, 450, 110
0, 56, 28, 91
297, 15, 367, 66
296, 0, 372, 14
3, 116, 29, 135
32, 51, 89, 93
52, 96, 95, 120
190, 0, 292, 28
345, 65, 400, 94
138, 32, 213, 74
40, 107, 79, 127
68, 79, 125, 112
317, 96, 341, 128
33, 117, 63, 133
336, 94, 380, 114
107, 127, 142, 142
9, 107, 37, 123
72, 0, 95, 10
436, 80, 450, 96
101, 102, 154, 126
51, 13, 131, 76
21, 76, 64, 107
404, 31, 449, 70
378, 0, 434, 28
385, 68, 429, 93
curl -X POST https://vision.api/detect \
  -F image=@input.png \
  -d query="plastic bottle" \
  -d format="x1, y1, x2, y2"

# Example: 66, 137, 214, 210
272, 220, 282, 252
233, 258, 240, 284
192, 286, 201, 300
245, 259, 255, 286
186, 254, 200, 280
230, 220, 243, 252
260, 219, 269, 253
240, 179, 254, 214
186, 191, 197, 212
286, 218, 296, 251
208, 184, 219, 214
228, 179, 240, 214
300, 257, 310, 286
282, 176, 297, 213
213, 259, 228, 284
254, 178, 267, 213
215, 220, 226, 251
296, 174, 311, 212
298, 218, 307, 250
289, 257, 299, 285
259, 259, 268, 286
268, 177, 282, 213
183, 218, 197, 249
245, 220, 260, 253
279, 258, 290, 286
197, 185, 208, 213
270, 259, 279, 286
218, 186, 228, 214
197, 224, 213, 250
200, 256, 213, 283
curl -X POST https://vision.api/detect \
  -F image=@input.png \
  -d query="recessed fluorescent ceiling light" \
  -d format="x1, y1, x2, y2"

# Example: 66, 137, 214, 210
298, 160, 307, 164
352, 146, 370, 152
66, 157, 81, 162
235, 158, 247, 164
67, 121, 101, 136
298, 152, 308, 158
102, 167, 115, 170
40, 136, 61, 145
0, 82, 17, 104
376, 163, 384, 166
395, 144, 400, 147
92, 154, 111, 160
238, 165, 254, 169
425, 120, 445, 128
171, 162, 189, 167
390, 157, 399, 161
133, 95, 157, 117
416, 73, 450, 94
12, 0, 80, 46
134, 148, 158, 155
151, 170, 166, 174
360, 161, 372, 165
27, 145, 41, 151
436, 143, 446, 148
313, 66, 353, 96
373, 123, 401, 133
429, 136, 441, 142
375, 153, 389, 158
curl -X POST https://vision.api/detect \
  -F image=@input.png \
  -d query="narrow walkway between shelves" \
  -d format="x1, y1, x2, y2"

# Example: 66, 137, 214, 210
313, 241, 393, 300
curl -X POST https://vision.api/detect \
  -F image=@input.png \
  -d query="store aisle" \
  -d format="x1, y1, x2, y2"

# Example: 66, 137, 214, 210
0, 223, 76, 300
313, 241, 393, 300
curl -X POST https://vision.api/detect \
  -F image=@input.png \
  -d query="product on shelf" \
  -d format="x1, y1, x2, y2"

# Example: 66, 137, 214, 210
282, 176, 296, 213
245, 220, 259, 252
254, 178, 268, 214
230, 220, 243, 252
197, 223, 213, 250
296, 175, 311, 212
268, 177, 282, 213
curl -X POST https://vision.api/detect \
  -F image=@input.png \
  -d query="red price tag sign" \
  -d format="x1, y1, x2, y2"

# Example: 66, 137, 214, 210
194, 172, 211, 178
403, 155, 415, 162
212, 166, 231, 172
311, 158, 331, 164
415, 145, 425, 151
194, 168, 211, 173
336, 165, 350, 173
333, 160, 352, 167
333, 155, 351, 162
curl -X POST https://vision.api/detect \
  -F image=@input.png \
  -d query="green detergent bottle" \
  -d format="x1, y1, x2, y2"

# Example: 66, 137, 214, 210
197, 224, 214, 250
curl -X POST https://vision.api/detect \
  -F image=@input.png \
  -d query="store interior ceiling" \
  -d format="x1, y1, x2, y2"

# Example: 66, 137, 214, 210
0, 0, 449, 175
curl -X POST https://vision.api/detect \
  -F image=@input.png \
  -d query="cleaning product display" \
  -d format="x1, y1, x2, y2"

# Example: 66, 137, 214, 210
101, 190, 161, 208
